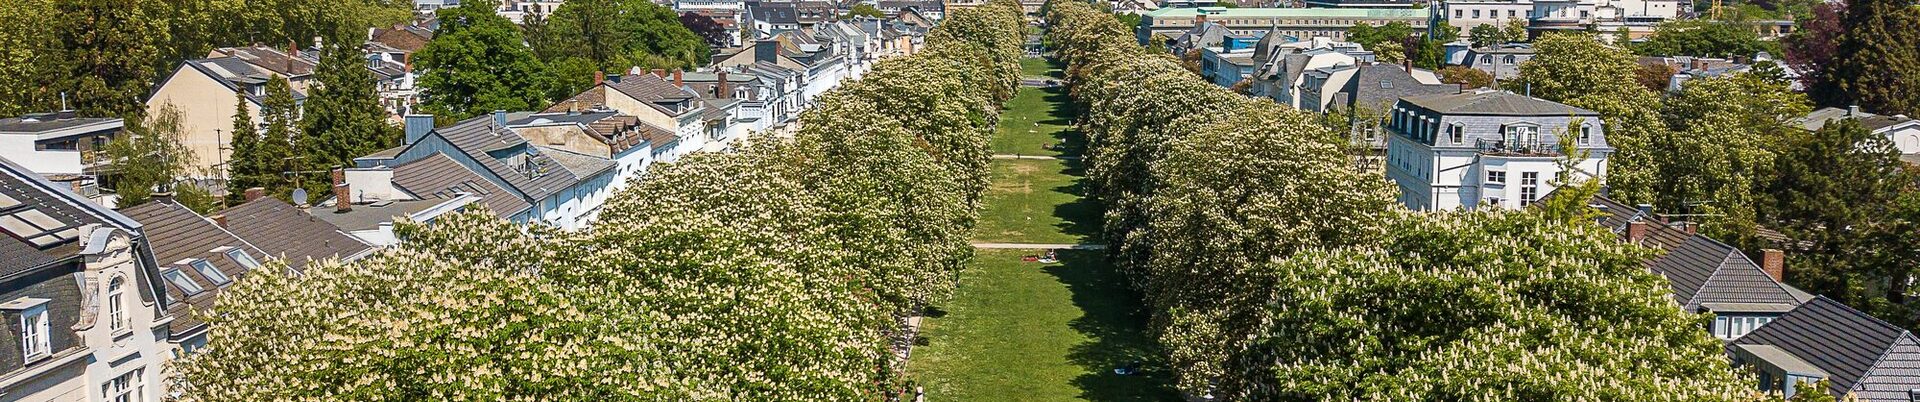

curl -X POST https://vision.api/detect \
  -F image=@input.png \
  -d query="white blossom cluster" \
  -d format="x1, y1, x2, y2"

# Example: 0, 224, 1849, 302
169, 2, 1027, 400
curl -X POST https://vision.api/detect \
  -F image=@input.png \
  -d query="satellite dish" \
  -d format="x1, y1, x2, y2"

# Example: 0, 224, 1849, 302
291, 188, 309, 206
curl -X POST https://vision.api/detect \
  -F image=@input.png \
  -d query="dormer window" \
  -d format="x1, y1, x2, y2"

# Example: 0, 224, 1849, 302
1503, 123, 1538, 145
2, 297, 52, 363
226, 248, 260, 269
189, 259, 231, 286
1448, 123, 1464, 144
249, 85, 265, 96
1578, 125, 1593, 145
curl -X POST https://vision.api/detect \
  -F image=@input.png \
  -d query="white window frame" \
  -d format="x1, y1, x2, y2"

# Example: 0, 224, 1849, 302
1486, 170, 1506, 184
163, 269, 205, 296
104, 368, 143, 402
108, 277, 126, 333
20, 305, 48, 362
1520, 171, 1540, 205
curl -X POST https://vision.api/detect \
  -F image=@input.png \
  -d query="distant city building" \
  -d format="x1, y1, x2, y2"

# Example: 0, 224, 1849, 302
1441, 0, 1680, 35
1384, 90, 1611, 211
1136, 7, 1430, 45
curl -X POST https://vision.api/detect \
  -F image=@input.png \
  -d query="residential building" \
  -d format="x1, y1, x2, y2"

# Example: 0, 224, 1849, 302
1443, 0, 1534, 30
0, 112, 122, 178
1384, 90, 1611, 210
1256, 42, 1365, 108
1297, 63, 1455, 151
1199, 46, 1258, 89
1799, 106, 1920, 156
1168, 22, 1231, 56
146, 49, 314, 181
1135, 7, 1430, 45
877, 0, 944, 20
1305, 0, 1420, 7
330, 153, 533, 245
0, 157, 171, 402
1586, 195, 1810, 339
712, 36, 851, 103
1457, 44, 1534, 82
547, 71, 714, 157
498, 0, 566, 23
1730, 297, 1920, 400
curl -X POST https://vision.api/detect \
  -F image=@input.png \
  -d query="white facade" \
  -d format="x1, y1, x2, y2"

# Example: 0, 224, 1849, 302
1444, 0, 1534, 30
1384, 90, 1612, 211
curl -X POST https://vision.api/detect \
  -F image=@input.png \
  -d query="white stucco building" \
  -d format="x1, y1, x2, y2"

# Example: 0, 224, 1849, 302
1384, 90, 1612, 211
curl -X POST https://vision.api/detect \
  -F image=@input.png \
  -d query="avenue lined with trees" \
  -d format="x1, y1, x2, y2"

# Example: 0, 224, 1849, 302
170, 2, 1027, 399
1045, 1, 1769, 399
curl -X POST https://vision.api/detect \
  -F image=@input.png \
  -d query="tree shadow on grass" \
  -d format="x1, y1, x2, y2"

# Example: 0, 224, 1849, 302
1038, 87, 1088, 155
1052, 159, 1101, 242
1043, 250, 1178, 401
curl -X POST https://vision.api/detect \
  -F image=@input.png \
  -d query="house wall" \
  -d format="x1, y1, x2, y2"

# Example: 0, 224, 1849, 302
601, 90, 681, 134
1465, 51, 1533, 81
1386, 107, 1610, 211
81, 231, 170, 402
1445, 1, 1534, 30
147, 66, 261, 180
0, 136, 82, 175
514, 125, 613, 158
1885, 125, 1920, 155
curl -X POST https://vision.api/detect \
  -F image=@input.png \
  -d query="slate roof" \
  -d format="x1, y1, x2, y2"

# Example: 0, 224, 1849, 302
179, 57, 310, 103
536, 146, 616, 178
211, 46, 317, 78
0, 159, 119, 276
429, 115, 585, 201
752, 3, 801, 24
391, 153, 531, 218
121, 199, 267, 336
219, 197, 373, 269
1732, 297, 1920, 398
547, 74, 702, 118
1401, 90, 1598, 116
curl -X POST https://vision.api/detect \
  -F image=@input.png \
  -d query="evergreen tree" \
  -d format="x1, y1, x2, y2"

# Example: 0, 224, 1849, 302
1761, 119, 1920, 326
415, 4, 553, 119
226, 91, 259, 199
1830, 0, 1920, 116
303, 44, 398, 171
229, 76, 302, 201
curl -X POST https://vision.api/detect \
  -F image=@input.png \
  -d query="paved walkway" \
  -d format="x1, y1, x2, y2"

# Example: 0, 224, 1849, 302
992, 154, 1081, 160
971, 243, 1106, 250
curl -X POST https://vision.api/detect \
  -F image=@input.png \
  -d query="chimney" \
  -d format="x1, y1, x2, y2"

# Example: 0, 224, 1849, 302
244, 187, 265, 202
1760, 249, 1785, 282
492, 110, 508, 127
673, 69, 684, 86
404, 114, 434, 144
1403, 58, 1412, 73
653, 68, 667, 79
1850, 104, 1861, 116
334, 183, 353, 213
594, 70, 605, 86
152, 192, 176, 204
332, 167, 352, 213
717, 70, 731, 99
1627, 221, 1648, 243
210, 214, 228, 228
1680, 221, 1697, 234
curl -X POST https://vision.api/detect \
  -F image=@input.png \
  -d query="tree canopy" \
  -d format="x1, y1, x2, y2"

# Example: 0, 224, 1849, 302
535, 0, 712, 72
416, 4, 554, 119
1632, 19, 1777, 58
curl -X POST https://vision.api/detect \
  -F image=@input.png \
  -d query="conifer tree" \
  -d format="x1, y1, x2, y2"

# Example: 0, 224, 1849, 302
1830, 0, 1920, 116
303, 44, 398, 170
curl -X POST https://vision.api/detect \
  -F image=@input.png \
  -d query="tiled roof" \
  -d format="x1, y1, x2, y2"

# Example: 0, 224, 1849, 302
120, 200, 266, 336
369, 26, 433, 53
392, 153, 531, 217
1733, 297, 1917, 397
0, 112, 122, 136
181, 57, 309, 102
219, 198, 373, 269
211, 46, 317, 77
1401, 90, 1597, 116
1648, 235, 1802, 310
534, 146, 616, 179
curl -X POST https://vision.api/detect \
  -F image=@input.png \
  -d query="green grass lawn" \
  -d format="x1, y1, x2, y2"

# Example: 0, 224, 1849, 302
993, 86, 1084, 157
908, 249, 1175, 401
972, 159, 1099, 244
1021, 57, 1067, 79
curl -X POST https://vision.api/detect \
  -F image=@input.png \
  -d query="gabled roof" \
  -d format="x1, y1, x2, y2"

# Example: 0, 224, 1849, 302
426, 115, 588, 201
1400, 90, 1598, 116
210, 46, 317, 78
0, 157, 138, 276
176, 57, 310, 103
391, 153, 532, 218
369, 25, 434, 53
1648, 235, 1803, 310
752, 3, 802, 24
219, 197, 373, 269
121, 199, 267, 336
1733, 297, 1919, 398
1799, 107, 1920, 132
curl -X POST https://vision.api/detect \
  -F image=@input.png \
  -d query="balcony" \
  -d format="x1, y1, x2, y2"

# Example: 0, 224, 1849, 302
1476, 138, 1560, 157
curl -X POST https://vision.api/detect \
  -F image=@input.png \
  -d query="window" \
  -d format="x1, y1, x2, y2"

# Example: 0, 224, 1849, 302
1503, 55, 1517, 65
163, 269, 204, 296
20, 306, 47, 362
1507, 9, 1516, 18
104, 368, 142, 402
1472, 9, 1481, 18
190, 259, 231, 286
1578, 125, 1593, 145
1454, 9, 1463, 18
1480, 55, 1493, 64
1520, 171, 1540, 205
1379, 80, 1393, 89
226, 249, 260, 270
108, 278, 126, 332
1714, 315, 1775, 339
1486, 170, 1506, 184
1448, 124, 1464, 144
1504, 124, 1538, 144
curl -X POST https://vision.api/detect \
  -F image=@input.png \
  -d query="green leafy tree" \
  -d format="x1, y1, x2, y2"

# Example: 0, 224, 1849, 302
1654, 73, 1808, 240
1468, 23, 1503, 47
303, 44, 399, 171
1501, 17, 1529, 43
415, 4, 553, 119
1517, 33, 1667, 207
678, 11, 732, 49
1633, 19, 1775, 58
54, 0, 168, 119
844, 3, 886, 18
1437, 65, 1493, 88
1827, 0, 1920, 116
105, 104, 197, 206
539, 0, 711, 72
0, 0, 60, 115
